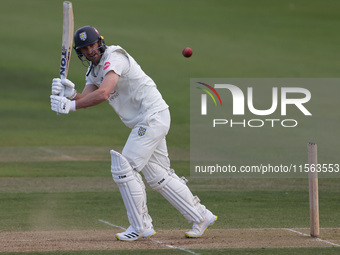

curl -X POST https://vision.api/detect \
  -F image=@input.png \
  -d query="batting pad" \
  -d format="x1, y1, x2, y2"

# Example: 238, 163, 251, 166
111, 150, 152, 233
142, 163, 206, 223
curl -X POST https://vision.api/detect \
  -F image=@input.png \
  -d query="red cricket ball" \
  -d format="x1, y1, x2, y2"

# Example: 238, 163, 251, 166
182, 47, 193, 58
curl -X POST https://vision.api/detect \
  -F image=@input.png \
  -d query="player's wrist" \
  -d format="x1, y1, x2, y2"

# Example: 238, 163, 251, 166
69, 89, 77, 99
70, 100, 76, 112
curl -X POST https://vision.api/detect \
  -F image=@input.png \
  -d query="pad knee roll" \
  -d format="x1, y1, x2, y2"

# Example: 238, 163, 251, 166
111, 150, 136, 184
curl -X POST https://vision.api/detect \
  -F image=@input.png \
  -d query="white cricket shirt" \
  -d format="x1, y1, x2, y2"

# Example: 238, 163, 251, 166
85, 46, 169, 128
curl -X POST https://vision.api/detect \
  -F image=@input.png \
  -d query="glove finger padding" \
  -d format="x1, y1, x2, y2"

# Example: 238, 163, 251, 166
50, 95, 76, 114
51, 78, 77, 99
51, 78, 64, 95
61, 78, 77, 99
61, 78, 75, 89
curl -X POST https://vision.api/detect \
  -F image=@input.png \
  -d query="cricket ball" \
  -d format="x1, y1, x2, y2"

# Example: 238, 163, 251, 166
182, 47, 193, 58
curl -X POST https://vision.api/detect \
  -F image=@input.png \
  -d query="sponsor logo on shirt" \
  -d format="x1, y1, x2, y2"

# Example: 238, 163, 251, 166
104, 62, 111, 70
107, 90, 119, 103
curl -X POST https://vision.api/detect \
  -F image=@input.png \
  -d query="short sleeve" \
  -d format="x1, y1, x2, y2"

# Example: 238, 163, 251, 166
103, 51, 130, 77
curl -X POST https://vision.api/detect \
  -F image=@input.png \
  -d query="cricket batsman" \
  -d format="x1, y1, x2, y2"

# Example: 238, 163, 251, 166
50, 26, 217, 241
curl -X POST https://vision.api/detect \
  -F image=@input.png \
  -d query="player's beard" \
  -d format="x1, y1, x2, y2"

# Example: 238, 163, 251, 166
84, 48, 102, 66
87, 52, 101, 65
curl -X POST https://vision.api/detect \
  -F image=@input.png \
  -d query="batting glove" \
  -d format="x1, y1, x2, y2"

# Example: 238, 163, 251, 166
51, 78, 77, 99
50, 95, 76, 114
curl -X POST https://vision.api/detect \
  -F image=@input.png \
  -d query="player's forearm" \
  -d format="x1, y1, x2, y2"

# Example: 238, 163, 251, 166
72, 92, 87, 101
73, 71, 119, 110
74, 89, 110, 109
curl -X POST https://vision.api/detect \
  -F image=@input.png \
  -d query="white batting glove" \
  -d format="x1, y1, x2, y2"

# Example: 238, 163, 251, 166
50, 95, 76, 114
51, 78, 77, 99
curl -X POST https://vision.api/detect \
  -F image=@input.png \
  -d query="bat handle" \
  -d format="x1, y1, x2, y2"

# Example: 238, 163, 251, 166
59, 87, 65, 97
57, 76, 65, 115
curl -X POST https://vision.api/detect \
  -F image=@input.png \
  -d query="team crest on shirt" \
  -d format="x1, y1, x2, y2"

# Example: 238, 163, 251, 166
138, 127, 146, 136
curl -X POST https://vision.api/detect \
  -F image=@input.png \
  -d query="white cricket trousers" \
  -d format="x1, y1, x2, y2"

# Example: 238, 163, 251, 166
122, 108, 171, 172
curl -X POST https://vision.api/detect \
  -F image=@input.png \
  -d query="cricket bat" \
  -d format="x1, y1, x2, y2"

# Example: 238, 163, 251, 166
59, 1, 74, 97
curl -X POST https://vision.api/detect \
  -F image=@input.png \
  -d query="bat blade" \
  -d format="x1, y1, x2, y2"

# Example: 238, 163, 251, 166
59, 1, 74, 96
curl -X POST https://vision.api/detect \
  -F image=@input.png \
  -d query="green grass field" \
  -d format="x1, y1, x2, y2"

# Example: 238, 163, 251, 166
1, 0, 340, 254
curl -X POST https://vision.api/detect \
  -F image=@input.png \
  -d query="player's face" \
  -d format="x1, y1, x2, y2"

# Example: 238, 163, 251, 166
80, 42, 101, 65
